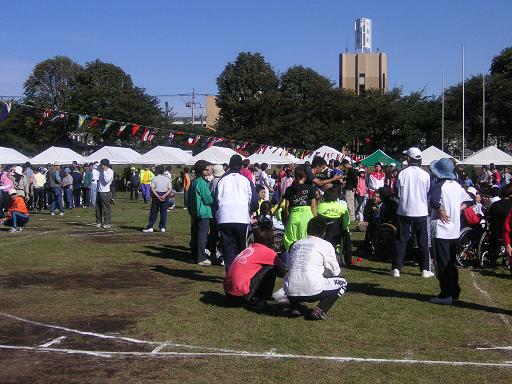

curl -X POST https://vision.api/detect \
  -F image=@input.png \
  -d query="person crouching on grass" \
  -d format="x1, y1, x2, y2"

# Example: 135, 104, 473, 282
284, 216, 348, 320
224, 225, 286, 307
1, 189, 30, 232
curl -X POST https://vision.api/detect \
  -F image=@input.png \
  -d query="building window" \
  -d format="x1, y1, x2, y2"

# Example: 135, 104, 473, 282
359, 73, 366, 94
382, 73, 386, 90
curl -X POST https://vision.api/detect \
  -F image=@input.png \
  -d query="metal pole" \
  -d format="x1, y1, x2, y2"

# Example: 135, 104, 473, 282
191, 88, 195, 126
482, 74, 486, 149
462, 45, 465, 160
442, 64, 445, 152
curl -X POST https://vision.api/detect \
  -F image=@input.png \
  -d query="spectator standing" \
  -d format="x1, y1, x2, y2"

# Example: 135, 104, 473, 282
61, 168, 74, 208
143, 165, 174, 233
391, 148, 433, 278
24, 162, 34, 209
47, 162, 64, 216
95, 159, 114, 228
129, 167, 140, 200
182, 167, 191, 209
187, 160, 214, 265
215, 155, 259, 271
81, 163, 92, 208
355, 168, 368, 222
139, 165, 155, 204
32, 167, 46, 211
240, 159, 254, 184
342, 159, 358, 221
71, 166, 83, 208
257, 163, 273, 201
429, 158, 472, 304
368, 162, 385, 197
90, 163, 100, 207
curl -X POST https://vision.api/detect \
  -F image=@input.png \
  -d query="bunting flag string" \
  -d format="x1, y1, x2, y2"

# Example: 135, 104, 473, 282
7, 100, 345, 159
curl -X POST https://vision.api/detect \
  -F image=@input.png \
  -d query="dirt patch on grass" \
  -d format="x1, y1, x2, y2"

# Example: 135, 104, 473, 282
0, 263, 191, 293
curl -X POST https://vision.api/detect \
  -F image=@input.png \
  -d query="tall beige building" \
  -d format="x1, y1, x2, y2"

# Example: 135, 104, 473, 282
339, 52, 388, 94
205, 95, 220, 130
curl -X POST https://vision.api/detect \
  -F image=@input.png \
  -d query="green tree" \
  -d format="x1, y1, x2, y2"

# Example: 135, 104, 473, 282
216, 52, 279, 141
488, 47, 512, 144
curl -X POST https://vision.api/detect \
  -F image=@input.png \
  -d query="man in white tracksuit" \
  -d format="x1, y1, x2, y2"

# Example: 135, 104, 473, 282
285, 216, 348, 320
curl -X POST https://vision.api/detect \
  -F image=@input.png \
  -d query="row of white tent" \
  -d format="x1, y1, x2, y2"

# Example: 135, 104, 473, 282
2, 144, 512, 167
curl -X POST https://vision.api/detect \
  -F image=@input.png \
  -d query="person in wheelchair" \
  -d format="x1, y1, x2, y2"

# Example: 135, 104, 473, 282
257, 200, 284, 231
485, 184, 512, 262
462, 187, 485, 229
317, 188, 351, 266
364, 187, 398, 257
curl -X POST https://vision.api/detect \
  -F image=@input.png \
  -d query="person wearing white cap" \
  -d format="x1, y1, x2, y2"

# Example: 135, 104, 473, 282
391, 147, 433, 278
95, 159, 114, 228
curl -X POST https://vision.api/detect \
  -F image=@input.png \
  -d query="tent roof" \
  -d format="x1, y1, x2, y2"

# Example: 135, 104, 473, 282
248, 151, 295, 165
360, 150, 400, 167
420, 146, 458, 166
30, 146, 85, 165
187, 146, 242, 165
461, 146, 512, 166
133, 146, 193, 165
0, 146, 31, 164
303, 145, 343, 162
85, 146, 140, 165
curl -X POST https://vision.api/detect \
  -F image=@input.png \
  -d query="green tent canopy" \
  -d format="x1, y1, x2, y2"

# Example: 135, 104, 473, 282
360, 150, 401, 168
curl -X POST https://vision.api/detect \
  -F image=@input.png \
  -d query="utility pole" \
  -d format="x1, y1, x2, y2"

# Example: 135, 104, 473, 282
462, 44, 465, 160
442, 64, 445, 152
191, 88, 195, 126
482, 74, 486, 149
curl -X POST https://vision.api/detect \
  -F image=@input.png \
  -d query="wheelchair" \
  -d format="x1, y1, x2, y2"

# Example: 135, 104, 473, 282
322, 216, 352, 267
371, 222, 396, 262
456, 221, 486, 268
246, 218, 285, 257
477, 221, 509, 270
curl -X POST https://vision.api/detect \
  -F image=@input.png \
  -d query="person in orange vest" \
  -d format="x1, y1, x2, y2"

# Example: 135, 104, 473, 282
1, 189, 30, 232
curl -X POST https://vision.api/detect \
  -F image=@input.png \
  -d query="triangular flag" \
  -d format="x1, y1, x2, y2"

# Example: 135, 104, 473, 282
168, 131, 175, 143
78, 114, 88, 128
0, 101, 12, 121
131, 124, 140, 136
117, 124, 127, 137
38, 109, 53, 126
141, 127, 150, 141
51, 113, 66, 124
89, 117, 101, 128
102, 120, 114, 134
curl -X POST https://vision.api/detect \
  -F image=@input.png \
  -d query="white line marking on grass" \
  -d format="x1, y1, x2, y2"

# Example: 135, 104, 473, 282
39, 336, 67, 348
477, 346, 512, 351
470, 271, 512, 333
151, 343, 169, 354
0, 345, 511, 367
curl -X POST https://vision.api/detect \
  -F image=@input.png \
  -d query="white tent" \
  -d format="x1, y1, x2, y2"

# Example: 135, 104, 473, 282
30, 146, 85, 165
300, 145, 348, 164
134, 146, 193, 165
85, 146, 140, 165
187, 146, 242, 165
420, 146, 459, 166
461, 146, 512, 166
0, 146, 31, 164
248, 151, 295, 165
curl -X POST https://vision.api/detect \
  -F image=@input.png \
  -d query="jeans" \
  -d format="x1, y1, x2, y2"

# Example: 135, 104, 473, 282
191, 218, 210, 262
64, 188, 73, 208
50, 187, 64, 213
147, 193, 169, 230
219, 223, 250, 271
95, 192, 112, 225
4, 211, 30, 228
90, 184, 98, 207
141, 184, 151, 203
393, 215, 430, 271
355, 194, 366, 221
33, 188, 45, 210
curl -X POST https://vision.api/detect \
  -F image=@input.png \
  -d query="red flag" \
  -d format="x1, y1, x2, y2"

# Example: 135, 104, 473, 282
89, 117, 101, 128
38, 109, 53, 125
141, 127, 150, 141
131, 124, 140, 136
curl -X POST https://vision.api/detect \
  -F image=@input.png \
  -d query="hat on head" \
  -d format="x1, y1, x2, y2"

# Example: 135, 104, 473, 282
53, 161, 61, 166
467, 187, 477, 197
100, 159, 110, 166
403, 147, 422, 160
8, 188, 17, 195
14, 166, 23, 175
390, 162, 396, 167
64, 167, 71, 174
229, 154, 243, 169
358, 167, 366, 173
213, 164, 224, 177
430, 158, 457, 180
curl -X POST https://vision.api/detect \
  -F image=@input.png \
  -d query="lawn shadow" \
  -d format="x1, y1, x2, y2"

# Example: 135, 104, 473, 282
119, 225, 145, 231
349, 282, 512, 317
199, 291, 292, 317
476, 269, 512, 280
345, 265, 391, 276
151, 265, 224, 284
136, 245, 194, 263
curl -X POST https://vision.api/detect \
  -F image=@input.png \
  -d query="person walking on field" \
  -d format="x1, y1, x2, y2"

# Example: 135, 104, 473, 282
95, 159, 114, 228
139, 165, 155, 204
143, 165, 174, 233
391, 148, 434, 278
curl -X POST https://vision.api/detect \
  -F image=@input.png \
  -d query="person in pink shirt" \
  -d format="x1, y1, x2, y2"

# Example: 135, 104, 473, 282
1, 165, 16, 211
240, 159, 255, 184
224, 225, 286, 307
355, 168, 368, 222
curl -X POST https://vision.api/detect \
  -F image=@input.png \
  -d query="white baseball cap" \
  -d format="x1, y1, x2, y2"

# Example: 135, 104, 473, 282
403, 147, 422, 160
467, 187, 477, 196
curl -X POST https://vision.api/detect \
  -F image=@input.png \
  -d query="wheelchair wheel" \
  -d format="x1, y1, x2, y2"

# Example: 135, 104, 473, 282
477, 231, 493, 268
456, 227, 478, 267
272, 229, 285, 256
372, 223, 396, 262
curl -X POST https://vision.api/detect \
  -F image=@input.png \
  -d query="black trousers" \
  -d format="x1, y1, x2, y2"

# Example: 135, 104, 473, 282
393, 215, 429, 271
432, 238, 460, 299
219, 223, 249, 272
33, 188, 45, 210
227, 266, 278, 304
288, 289, 340, 313
191, 218, 210, 263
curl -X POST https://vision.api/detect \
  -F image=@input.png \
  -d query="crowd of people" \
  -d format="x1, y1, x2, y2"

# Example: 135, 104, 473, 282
2, 147, 512, 316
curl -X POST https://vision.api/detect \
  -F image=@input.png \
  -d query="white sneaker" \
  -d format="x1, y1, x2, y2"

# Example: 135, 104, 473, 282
142, 228, 154, 233
59, 212, 64, 216
103, 224, 112, 229
160, 228, 166, 233
390, 268, 400, 278
94, 223, 102, 228
198, 259, 212, 266
429, 296, 453, 305
51, 212, 55, 216
422, 270, 435, 278
16, 227, 23, 232
220, 260, 225, 266
8, 227, 17, 233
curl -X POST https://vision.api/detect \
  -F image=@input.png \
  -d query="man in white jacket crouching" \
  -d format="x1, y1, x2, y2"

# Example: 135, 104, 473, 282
284, 216, 348, 320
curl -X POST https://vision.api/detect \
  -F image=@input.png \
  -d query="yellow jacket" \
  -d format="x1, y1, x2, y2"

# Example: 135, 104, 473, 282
140, 169, 155, 185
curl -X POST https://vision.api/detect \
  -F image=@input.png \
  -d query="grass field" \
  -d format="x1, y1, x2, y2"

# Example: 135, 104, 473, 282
0, 192, 511, 383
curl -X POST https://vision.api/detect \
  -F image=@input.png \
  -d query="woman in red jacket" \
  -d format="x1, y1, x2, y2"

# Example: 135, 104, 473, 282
1, 189, 30, 232
503, 208, 512, 272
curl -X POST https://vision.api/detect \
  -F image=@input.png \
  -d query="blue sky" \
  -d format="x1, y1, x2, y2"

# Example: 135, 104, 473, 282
1, 0, 511, 116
